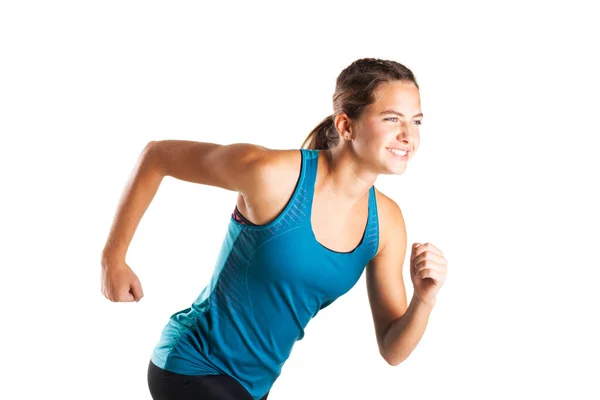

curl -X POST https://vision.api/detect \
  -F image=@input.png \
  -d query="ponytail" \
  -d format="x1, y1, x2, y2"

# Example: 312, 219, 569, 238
301, 114, 338, 150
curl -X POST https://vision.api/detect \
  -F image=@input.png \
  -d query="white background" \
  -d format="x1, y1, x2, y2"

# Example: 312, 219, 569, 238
1, 1, 599, 399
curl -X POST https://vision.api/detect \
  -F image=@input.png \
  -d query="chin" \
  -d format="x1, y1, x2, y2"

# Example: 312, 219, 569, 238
380, 154, 409, 175
387, 165, 408, 175
375, 161, 407, 175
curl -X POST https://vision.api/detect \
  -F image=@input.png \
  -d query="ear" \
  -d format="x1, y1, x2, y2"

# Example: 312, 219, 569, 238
334, 112, 352, 139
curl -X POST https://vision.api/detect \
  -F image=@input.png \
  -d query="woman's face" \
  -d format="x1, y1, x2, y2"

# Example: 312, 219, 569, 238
351, 80, 422, 175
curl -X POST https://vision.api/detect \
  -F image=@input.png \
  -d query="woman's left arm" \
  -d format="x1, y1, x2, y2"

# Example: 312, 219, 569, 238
366, 195, 448, 366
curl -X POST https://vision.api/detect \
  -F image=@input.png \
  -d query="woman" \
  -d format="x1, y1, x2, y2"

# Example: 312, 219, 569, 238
101, 58, 448, 400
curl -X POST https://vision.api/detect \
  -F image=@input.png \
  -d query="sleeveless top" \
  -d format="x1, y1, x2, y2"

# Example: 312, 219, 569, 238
150, 148, 380, 400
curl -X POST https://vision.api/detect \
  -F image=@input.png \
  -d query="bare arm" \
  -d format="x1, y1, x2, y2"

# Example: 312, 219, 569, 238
101, 140, 269, 263
366, 191, 436, 366
367, 192, 445, 366
381, 294, 436, 366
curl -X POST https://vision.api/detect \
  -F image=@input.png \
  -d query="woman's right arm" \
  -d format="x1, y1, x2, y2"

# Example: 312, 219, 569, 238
100, 140, 271, 301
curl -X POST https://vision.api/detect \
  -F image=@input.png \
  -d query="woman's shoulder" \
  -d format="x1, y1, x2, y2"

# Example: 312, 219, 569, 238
240, 147, 303, 211
253, 147, 303, 182
373, 187, 402, 217
372, 187, 407, 256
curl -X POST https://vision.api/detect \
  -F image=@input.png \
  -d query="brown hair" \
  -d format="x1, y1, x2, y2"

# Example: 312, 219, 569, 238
302, 58, 419, 150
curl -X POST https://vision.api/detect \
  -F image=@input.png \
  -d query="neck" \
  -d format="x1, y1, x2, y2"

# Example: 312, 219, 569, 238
318, 145, 377, 203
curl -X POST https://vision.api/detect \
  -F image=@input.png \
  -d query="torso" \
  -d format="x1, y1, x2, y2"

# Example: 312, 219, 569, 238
153, 148, 386, 399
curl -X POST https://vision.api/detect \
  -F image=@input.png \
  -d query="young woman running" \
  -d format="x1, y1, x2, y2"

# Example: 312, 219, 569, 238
101, 58, 448, 400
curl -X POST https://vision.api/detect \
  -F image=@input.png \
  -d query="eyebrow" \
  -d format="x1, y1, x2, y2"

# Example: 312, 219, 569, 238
380, 110, 424, 118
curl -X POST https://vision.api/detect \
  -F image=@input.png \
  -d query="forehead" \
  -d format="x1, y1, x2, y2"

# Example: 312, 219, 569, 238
371, 81, 421, 111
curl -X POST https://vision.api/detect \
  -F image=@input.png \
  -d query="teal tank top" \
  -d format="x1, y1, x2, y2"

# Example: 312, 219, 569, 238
150, 149, 380, 399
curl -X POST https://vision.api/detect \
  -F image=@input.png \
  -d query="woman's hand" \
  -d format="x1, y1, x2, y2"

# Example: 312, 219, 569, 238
101, 257, 144, 302
410, 242, 447, 304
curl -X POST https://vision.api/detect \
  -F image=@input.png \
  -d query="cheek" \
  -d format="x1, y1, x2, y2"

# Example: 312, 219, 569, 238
357, 132, 384, 152
359, 125, 386, 144
354, 122, 390, 151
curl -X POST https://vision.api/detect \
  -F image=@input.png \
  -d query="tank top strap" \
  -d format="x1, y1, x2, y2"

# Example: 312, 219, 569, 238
296, 149, 319, 212
289, 149, 319, 223
363, 185, 380, 259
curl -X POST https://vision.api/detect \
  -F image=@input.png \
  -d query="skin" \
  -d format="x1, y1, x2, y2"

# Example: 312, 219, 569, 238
101, 79, 448, 367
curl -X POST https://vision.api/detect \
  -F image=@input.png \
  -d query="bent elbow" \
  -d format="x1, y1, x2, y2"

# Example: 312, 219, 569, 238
385, 356, 403, 367
382, 350, 409, 366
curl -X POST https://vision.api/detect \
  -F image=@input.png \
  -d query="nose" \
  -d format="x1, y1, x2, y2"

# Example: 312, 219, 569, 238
396, 126, 415, 147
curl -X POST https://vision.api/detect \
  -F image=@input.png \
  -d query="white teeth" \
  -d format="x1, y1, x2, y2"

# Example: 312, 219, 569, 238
387, 148, 407, 156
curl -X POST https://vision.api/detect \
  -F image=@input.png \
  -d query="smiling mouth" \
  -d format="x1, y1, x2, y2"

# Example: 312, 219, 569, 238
386, 148, 409, 157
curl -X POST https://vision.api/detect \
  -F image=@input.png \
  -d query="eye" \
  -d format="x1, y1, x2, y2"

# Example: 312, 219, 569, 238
385, 117, 423, 126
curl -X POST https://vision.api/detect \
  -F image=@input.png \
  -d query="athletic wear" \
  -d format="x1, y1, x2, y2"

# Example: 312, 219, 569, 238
232, 206, 257, 226
148, 359, 269, 400
150, 149, 380, 400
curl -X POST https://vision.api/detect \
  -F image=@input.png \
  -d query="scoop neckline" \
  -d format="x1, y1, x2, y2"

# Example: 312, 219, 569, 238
308, 149, 371, 255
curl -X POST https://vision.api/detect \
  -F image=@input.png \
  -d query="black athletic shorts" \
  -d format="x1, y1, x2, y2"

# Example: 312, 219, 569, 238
147, 359, 270, 400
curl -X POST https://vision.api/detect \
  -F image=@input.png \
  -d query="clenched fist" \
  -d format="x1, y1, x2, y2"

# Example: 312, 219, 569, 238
101, 259, 144, 302
410, 242, 447, 304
